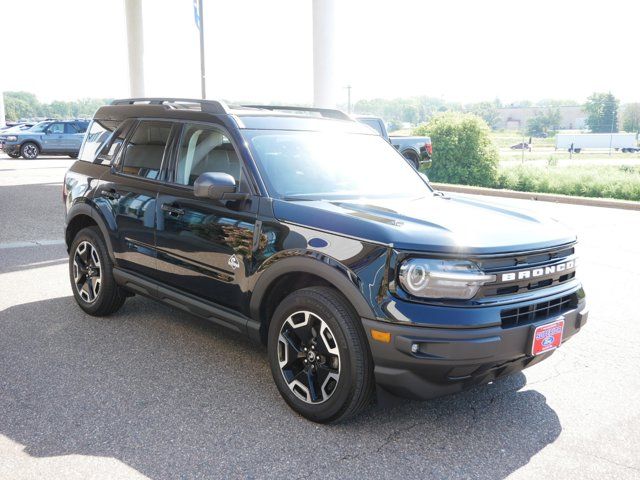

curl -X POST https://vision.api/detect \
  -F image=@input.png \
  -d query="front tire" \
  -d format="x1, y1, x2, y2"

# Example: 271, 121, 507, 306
20, 142, 40, 159
69, 226, 126, 316
268, 287, 374, 423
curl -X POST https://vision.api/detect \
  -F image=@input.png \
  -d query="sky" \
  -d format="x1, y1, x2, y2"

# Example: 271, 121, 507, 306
1, 0, 639, 106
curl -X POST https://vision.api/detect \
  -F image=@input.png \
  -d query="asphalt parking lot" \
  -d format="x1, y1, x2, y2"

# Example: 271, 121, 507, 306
1, 155, 639, 480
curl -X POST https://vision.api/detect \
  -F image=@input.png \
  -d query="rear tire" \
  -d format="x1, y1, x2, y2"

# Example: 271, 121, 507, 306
267, 286, 374, 423
20, 142, 39, 159
68, 154, 78, 158
69, 226, 126, 316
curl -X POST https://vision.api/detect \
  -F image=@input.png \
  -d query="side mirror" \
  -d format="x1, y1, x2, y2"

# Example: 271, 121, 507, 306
193, 172, 237, 200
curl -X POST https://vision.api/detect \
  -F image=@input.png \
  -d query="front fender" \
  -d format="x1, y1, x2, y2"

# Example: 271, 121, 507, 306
249, 251, 379, 322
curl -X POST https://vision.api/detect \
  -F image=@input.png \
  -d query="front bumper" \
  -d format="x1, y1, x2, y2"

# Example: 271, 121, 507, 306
364, 289, 587, 400
1, 143, 20, 155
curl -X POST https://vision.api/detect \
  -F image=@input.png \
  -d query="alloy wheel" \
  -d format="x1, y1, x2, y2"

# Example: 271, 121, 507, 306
277, 310, 341, 404
23, 144, 38, 158
73, 241, 102, 303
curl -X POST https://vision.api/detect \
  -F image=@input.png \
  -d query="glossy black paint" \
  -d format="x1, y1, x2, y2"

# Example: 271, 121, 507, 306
63, 101, 587, 400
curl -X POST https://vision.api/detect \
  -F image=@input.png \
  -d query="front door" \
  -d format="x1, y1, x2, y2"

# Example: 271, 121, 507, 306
41, 122, 66, 152
154, 123, 258, 312
94, 119, 175, 278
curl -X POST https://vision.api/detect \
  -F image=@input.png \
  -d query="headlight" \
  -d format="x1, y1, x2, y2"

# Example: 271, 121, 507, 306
398, 258, 496, 300
6, 136, 17, 142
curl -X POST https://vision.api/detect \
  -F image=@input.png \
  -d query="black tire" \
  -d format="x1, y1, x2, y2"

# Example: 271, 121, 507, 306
69, 226, 126, 316
402, 151, 420, 169
267, 286, 374, 423
7, 152, 21, 158
68, 154, 78, 159
20, 142, 40, 159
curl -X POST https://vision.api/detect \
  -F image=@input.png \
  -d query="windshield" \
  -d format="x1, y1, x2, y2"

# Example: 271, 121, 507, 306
29, 122, 50, 133
244, 130, 430, 200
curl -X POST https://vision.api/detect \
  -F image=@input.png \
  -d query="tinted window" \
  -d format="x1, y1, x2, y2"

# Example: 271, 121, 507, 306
48, 123, 64, 134
79, 119, 123, 163
174, 124, 242, 187
75, 122, 88, 133
358, 118, 384, 136
64, 123, 78, 134
120, 121, 171, 179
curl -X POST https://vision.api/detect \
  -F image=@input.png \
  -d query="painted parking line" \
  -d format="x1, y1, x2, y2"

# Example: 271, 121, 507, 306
0, 239, 66, 250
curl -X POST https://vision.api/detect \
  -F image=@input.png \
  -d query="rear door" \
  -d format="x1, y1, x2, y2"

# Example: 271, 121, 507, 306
64, 122, 86, 152
154, 122, 259, 312
94, 119, 177, 278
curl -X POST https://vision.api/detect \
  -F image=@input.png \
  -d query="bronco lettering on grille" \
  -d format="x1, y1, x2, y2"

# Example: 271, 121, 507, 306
500, 260, 575, 282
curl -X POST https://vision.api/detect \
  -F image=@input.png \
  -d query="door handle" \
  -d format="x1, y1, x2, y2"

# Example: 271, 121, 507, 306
161, 203, 185, 216
101, 189, 120, 200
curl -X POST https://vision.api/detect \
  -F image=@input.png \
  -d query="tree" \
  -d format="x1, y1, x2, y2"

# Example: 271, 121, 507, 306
526, 107, 561, 137
621, 103, 640, 133
466, 102, 501, 130
2, 91, 111, 121
413, 112, 499, 187
4, 91, 39, 120
585, 92, 619, 133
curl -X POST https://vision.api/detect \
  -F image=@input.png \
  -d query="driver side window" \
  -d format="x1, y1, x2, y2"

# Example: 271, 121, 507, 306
174, 124, 244, 189
48, 123, 64, 134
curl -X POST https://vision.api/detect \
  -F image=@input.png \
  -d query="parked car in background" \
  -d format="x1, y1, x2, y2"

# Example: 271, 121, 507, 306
354, 115, 432, 169
0, 122, 36, 133
510, 142, 531, 151
0, 120, 89, 158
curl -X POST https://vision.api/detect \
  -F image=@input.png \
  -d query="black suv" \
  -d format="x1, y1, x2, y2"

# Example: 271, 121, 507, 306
64, 98, 587, 423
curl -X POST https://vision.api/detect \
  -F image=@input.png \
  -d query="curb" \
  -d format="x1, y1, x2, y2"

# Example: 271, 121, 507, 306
430, 182, 640, 211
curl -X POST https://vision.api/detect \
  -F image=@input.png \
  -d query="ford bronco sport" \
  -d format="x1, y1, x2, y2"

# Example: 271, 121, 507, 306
64, 98, 587, 423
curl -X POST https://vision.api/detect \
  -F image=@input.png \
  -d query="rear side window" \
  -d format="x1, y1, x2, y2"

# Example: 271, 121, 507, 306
359, 118, 384, 136
120, 121, 171, 180
79, 119, 123, 164
64, 123, 78, 134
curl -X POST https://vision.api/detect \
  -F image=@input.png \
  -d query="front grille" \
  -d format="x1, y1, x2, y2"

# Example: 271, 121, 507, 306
475, 244, 577, 298
500, 293, 578, 328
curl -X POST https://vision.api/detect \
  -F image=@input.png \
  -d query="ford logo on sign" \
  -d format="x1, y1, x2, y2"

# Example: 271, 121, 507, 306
541, 336, 555, 347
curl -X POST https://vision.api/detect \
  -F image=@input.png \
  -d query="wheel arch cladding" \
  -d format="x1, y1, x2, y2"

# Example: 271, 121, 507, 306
65, 204, 116, 261
250, 255, 377, 344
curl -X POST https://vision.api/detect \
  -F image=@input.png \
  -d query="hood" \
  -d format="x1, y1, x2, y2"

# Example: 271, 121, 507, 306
272, 194, 576, 255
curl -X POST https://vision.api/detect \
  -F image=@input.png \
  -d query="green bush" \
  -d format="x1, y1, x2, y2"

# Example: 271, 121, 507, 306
496, 165, 640, 201
413, 112, 499, 187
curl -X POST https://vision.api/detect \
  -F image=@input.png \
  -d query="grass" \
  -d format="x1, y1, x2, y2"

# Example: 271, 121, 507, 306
494, 164, 640, 201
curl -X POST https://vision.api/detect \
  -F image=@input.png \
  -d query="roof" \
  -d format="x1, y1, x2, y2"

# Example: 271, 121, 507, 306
94, 98, 375, 134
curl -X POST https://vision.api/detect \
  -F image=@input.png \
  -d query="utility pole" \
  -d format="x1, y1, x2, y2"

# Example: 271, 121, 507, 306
195, 0, 206, 99
608, 105, 615, 156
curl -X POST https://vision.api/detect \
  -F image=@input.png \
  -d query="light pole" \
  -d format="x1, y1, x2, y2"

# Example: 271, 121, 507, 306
346, 85, 351, 114
195, 0, 206, 99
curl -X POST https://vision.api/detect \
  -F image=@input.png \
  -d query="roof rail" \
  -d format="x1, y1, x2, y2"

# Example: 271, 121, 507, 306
241, 105, 353, 121
110, 98, 229, 115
